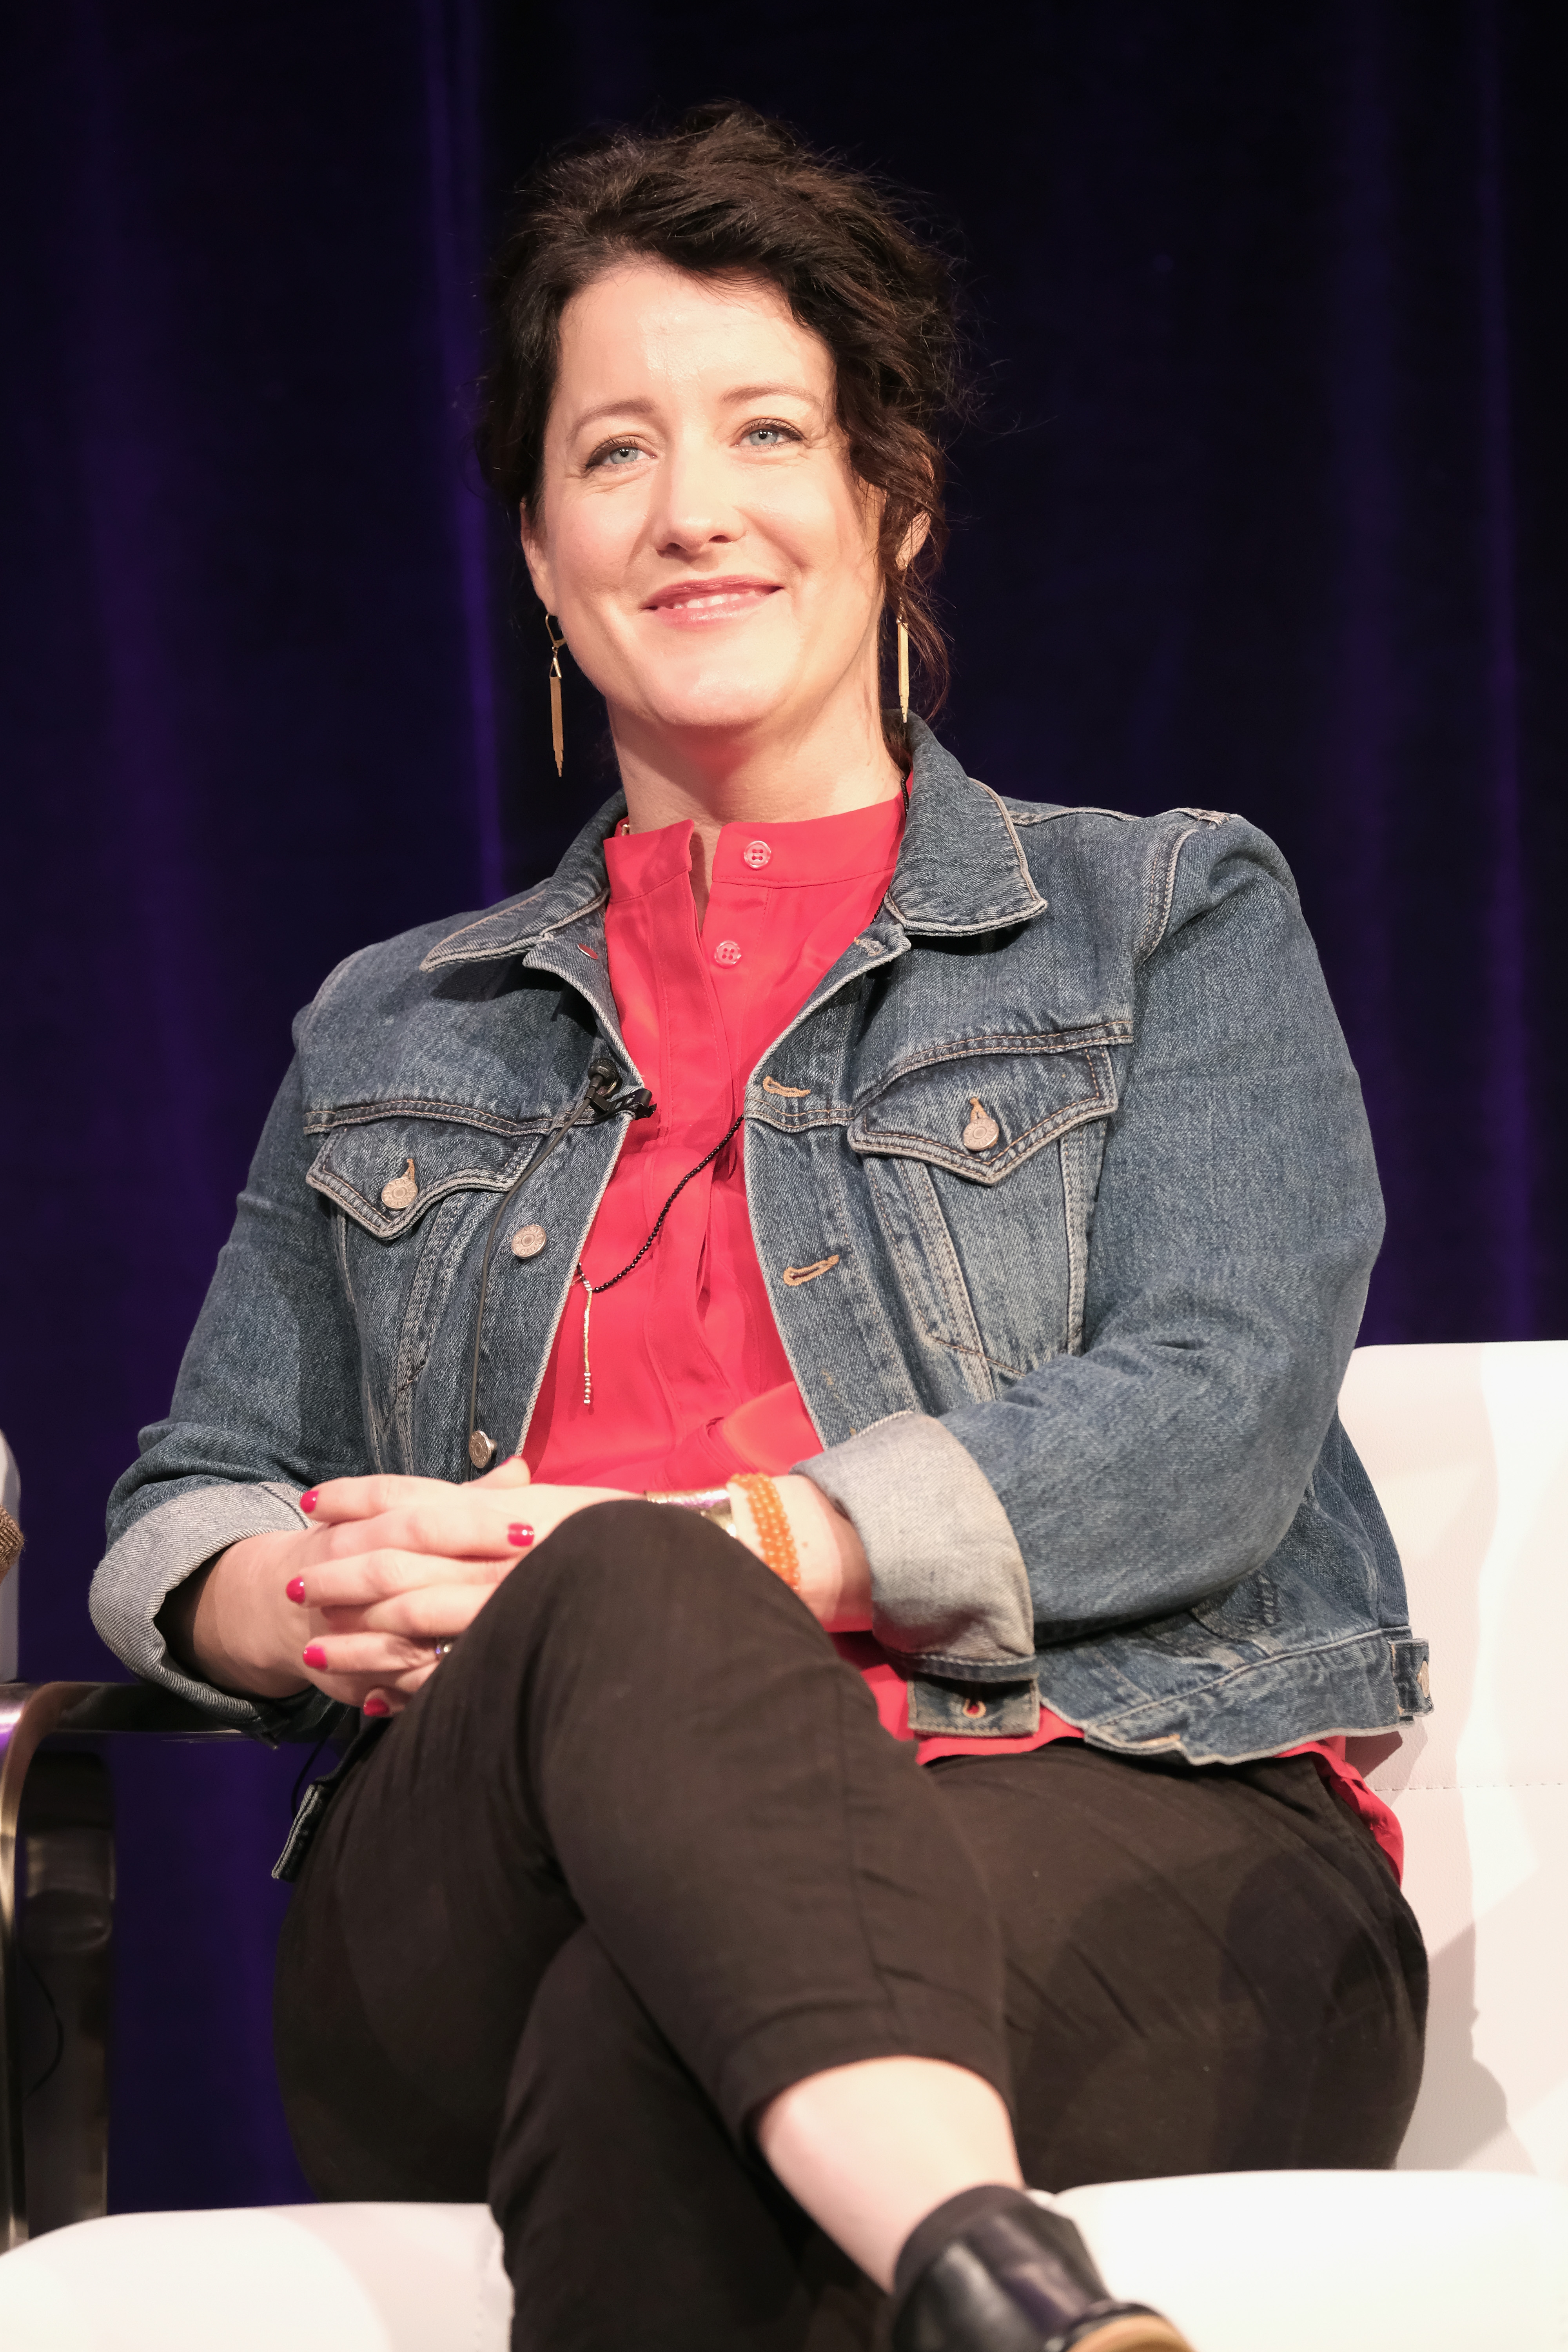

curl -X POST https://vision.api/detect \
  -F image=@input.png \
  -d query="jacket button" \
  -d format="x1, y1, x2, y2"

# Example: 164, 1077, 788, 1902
962, 1698, 987, 1718
511, 1224, 547, 1259
742, 839, 772, 869
381, 1158, 418, 1210
962, 1099, 1000, 1152
713, 939, 743, 967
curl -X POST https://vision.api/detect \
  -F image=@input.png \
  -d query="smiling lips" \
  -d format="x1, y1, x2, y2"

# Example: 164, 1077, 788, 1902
644, 576, 780, 625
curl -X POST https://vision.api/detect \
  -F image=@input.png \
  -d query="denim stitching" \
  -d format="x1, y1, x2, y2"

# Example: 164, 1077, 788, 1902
307, 1163, 521, 1238
1136, 823, 1199, 964
1061, 1126, 1088, 1356
903, 1158, 1002, 1394
419, 885, 609, 969
857, 1053, 1116, 1176
851, 1022, 1132, 1099
305, 1098, 555, 1138
865, 1160, 999, 1401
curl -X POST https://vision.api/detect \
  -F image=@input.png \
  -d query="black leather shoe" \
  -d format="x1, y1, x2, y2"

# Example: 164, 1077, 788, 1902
890, 2187, 1194, 2352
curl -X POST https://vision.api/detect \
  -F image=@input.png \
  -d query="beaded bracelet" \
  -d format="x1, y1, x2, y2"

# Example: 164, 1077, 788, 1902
731, 1472, 801, 1592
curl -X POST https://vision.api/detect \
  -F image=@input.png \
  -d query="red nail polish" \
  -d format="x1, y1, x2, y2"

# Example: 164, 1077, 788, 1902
299, 1490, 319, 1514
302, 1643, 327, 1668
363, 1696, 390, 1717
286, 1577, 307, 1604
508, 1522, 535, 1549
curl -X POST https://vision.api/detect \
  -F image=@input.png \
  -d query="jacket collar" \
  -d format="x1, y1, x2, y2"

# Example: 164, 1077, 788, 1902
419, 719, 1044, 973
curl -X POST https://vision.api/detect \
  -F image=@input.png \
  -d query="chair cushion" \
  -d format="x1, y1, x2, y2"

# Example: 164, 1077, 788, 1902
1, 2172, 1564, 2350
1058, 2169, 1568, 2352
0, 2201, 510, 2352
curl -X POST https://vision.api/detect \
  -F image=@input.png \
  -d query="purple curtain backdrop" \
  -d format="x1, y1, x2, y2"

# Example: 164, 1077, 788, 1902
2, 0, 1563, 2214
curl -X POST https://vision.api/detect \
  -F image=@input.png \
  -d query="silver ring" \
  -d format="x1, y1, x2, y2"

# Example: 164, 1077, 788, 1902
431, 1638, 456, 1659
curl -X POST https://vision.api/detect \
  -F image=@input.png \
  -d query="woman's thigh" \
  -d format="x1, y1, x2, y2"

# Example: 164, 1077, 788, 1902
928, 1743, 1427, 2187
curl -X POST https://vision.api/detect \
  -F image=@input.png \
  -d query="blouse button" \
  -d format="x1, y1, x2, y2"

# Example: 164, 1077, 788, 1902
713, 939, 743, 967
742, 839, 773, 870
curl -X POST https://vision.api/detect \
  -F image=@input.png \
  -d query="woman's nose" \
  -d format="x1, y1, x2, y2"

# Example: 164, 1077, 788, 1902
650, 443, 741, 555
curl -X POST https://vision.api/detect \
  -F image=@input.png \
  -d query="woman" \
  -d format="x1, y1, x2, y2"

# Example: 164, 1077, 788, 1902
95, 105, 1428, 2352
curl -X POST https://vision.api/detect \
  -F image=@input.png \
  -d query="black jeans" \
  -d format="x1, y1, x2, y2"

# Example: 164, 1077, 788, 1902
274, 1503, 1426, 2352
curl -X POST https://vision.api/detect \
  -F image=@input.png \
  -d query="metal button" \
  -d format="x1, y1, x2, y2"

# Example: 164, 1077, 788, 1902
381, 1158, 418, 1210
511, 1224, 547, 1260
742, 839, 772, 869
962, 1698, 987, 1719
713, 939, 743, 967
468, 1430, 497, 1470
962, 1098, 1000, 1152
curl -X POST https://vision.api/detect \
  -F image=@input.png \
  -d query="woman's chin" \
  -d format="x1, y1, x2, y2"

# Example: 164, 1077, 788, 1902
628, 676, 802, 741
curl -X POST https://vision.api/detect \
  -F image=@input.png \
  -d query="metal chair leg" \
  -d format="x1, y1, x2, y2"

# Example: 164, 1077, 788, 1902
0, 1682, 103, 2249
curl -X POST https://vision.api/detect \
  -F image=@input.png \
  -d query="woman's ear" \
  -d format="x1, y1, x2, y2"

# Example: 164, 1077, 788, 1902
896, 512, 931, 570
519, 501, 556, 610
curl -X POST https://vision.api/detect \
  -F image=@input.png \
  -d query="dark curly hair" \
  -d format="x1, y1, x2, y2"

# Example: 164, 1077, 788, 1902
476, 103, 964, 758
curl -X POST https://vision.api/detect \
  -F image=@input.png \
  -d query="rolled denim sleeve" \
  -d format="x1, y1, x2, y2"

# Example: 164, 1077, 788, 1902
803, 817, 1383, 1672
91, 1053, 369, 1730
798, 1412, 1033, 1676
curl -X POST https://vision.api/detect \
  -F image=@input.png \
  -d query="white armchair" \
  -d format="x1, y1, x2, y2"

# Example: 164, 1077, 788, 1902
1, 1343, 1564, 2350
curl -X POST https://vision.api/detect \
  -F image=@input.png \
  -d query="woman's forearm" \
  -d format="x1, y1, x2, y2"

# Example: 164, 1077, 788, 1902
159, 1532, 311, 1700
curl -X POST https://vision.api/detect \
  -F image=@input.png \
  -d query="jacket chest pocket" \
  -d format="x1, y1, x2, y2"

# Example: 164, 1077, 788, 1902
848, 1032, 1123, 1403
304, 1107, 553, 1466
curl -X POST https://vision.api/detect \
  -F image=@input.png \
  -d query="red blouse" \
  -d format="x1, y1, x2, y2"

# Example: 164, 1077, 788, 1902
522, 797, 1402, 1878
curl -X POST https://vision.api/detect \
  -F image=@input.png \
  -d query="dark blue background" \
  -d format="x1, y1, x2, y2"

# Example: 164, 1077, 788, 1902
2, 0, 1563, 2211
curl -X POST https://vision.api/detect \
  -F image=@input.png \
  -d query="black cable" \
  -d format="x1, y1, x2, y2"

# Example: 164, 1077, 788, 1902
465, 1060, 655, 1470
289, 1735, 332, 1818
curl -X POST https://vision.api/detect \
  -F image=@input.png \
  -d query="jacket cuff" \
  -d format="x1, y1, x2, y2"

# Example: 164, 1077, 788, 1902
797, 1413, 1035, 1675
89, 1482, 336, 1738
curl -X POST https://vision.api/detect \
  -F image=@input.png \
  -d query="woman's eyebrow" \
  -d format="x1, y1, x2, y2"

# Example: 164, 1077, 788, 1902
719, 382, 819, 406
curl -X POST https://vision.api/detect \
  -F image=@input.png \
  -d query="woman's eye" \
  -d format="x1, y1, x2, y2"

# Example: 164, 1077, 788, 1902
586, 440, 646, 471
742, 423, 797, 449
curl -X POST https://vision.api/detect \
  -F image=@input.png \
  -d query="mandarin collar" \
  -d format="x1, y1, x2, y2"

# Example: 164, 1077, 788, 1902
420, 720, 1045, 973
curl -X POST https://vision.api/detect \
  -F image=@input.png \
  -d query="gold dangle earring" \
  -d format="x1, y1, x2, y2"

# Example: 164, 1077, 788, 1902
546, 614, 566, 776
896, 606, 911, 726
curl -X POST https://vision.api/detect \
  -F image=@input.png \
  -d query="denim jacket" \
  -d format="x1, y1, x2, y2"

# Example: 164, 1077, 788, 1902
94, 720, 1430, 1763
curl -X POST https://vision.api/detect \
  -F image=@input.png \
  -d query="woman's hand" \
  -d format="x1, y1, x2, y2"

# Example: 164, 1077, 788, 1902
163, 1460, 869, 1719
295, 1459, 632, 1712
163, 1457, 633, 1718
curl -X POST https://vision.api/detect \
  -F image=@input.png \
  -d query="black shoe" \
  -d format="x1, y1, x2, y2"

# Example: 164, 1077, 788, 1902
890, 2187, 1194, 2352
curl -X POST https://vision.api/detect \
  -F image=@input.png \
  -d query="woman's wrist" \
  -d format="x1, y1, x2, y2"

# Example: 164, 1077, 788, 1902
158, 1532, 310, 1700
736, 1475, 873, 1631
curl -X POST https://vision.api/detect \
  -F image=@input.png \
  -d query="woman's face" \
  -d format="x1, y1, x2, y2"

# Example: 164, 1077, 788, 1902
521, 260, 886, 753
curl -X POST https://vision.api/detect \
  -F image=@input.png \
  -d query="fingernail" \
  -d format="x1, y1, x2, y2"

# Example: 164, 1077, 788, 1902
286, 1577, 307, 1604
299, 1490, 319, 1514
301, 1643, 327, 1668
508, 1523, 535, 1549
363, 1696, 390, 1718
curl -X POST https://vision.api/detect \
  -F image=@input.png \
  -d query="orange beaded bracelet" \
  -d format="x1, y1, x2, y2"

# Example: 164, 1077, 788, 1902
731, 1472, 801, 1592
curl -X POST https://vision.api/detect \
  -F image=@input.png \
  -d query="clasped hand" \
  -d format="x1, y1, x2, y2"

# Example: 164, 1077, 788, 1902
283, 1457, 632, 1716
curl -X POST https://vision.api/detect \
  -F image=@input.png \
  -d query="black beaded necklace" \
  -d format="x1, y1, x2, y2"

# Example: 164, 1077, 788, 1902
573, 1109, 744, 1405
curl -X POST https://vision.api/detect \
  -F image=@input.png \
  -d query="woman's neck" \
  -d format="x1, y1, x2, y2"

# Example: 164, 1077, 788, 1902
610, 690, 904, 923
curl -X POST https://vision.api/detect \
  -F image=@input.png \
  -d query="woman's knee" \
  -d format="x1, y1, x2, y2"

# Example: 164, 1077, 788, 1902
479, 1496, 816, 1666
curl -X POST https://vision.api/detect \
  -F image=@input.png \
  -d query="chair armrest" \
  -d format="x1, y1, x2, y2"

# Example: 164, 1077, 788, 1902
0, 1682, 253, 2249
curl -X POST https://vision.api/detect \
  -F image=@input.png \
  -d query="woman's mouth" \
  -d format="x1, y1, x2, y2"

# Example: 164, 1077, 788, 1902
643, 577, 781, 626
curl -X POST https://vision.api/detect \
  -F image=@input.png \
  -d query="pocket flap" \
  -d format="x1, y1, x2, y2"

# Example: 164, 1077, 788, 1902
305, 1108, 550, 1240
848, 1025, 1126, 1184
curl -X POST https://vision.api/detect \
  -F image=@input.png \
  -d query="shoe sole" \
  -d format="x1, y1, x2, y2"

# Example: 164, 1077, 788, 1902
1069, 2320, 1195, 2352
